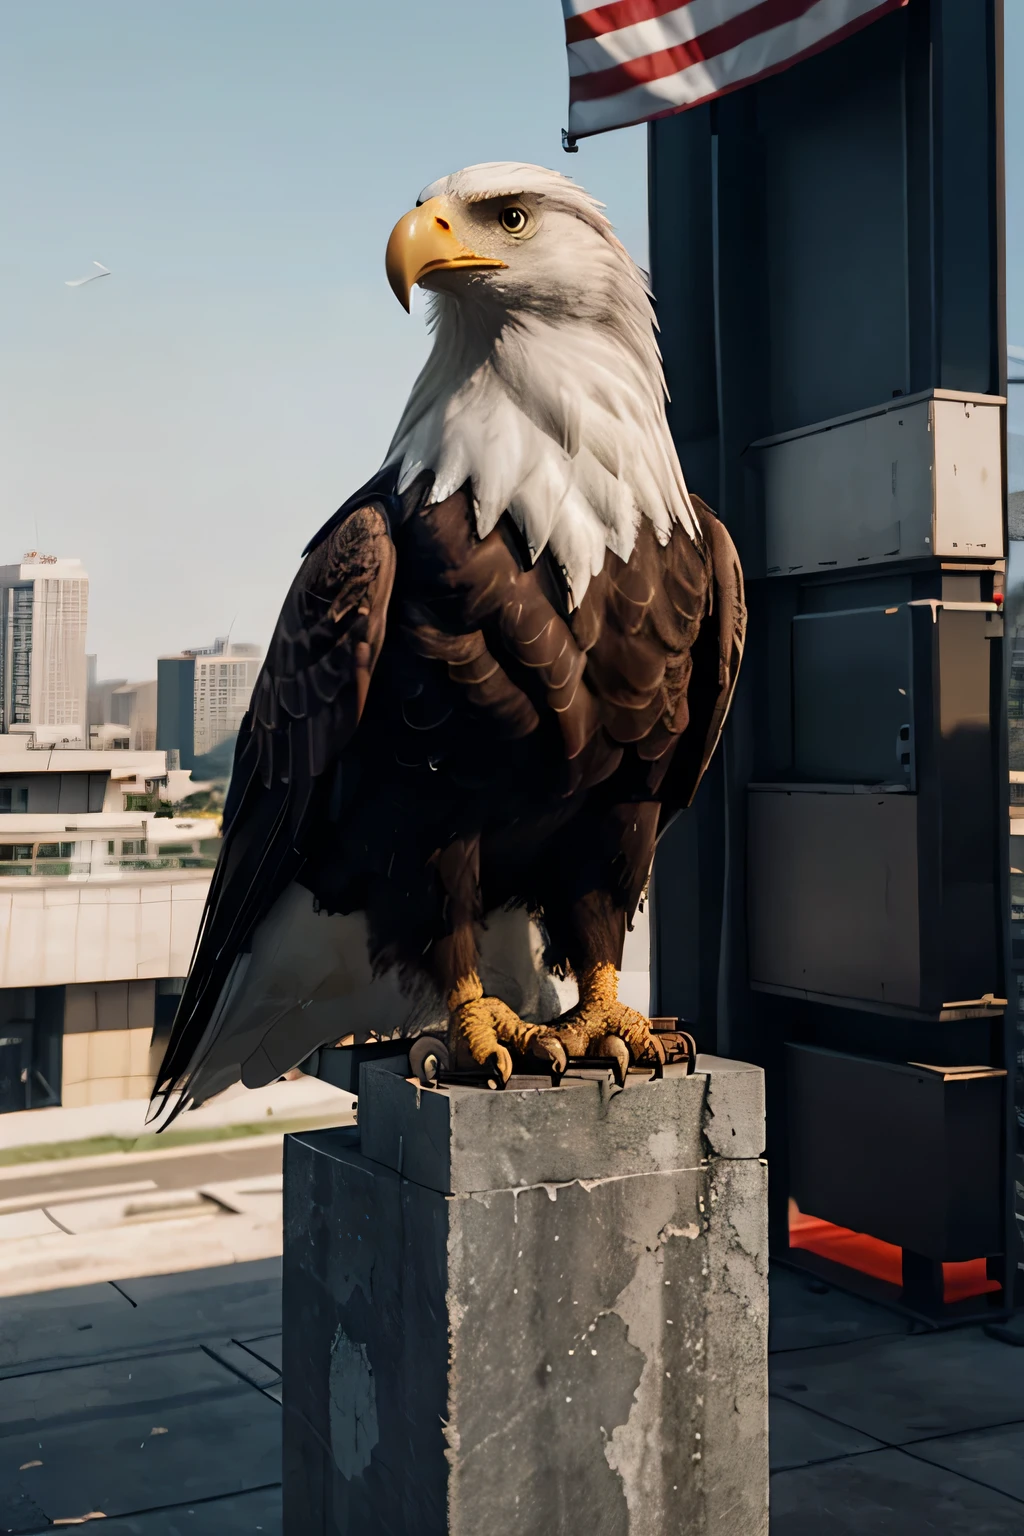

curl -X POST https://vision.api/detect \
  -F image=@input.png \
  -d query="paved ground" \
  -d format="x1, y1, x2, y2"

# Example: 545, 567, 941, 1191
0, 1258, 283, 1532
1, 1235, 1022, 1529
769, 1267, 1024, 1533
0, 1140, 296, 1301
0, 1137, 284, 1205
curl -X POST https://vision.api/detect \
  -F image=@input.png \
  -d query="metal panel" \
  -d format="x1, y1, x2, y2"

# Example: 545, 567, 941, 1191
747, 789, 920, 1007
788, 1044, 1004, 1261
793, 606, 915, 786
933, 394, 1005, 556
757, 15, 911, 431
649, 0, 1009, 1308
750, 390, 1004, 576
931, 607, 1001, 1003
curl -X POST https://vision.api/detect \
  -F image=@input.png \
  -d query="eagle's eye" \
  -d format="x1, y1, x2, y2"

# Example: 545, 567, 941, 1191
499, 206, 529, 234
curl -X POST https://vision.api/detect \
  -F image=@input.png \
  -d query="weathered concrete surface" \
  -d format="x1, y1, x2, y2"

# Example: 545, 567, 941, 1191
357, 1055, 764, 1194
283, 1062, 768, 1536
695, 1054, 766, 1159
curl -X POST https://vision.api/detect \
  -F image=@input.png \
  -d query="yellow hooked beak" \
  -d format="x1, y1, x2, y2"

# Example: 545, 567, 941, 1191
385, 196, 507, 311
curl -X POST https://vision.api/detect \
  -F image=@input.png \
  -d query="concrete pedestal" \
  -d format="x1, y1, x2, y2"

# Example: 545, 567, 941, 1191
282, 1057, 768, 1536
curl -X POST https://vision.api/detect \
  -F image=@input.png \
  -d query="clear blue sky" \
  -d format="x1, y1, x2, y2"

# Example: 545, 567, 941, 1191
2, 4, 1022, 678
0, 1, 647, 676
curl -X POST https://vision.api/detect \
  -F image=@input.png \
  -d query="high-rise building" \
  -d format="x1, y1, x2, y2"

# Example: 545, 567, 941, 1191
0, 555, 89, 745
157, 656, 196, 771
157, 639, 263, 771
193, 643, 263, 758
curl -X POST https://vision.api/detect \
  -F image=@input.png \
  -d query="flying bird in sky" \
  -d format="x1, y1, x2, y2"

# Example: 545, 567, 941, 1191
154, 162, 745, 1116
65, 261, 110, 287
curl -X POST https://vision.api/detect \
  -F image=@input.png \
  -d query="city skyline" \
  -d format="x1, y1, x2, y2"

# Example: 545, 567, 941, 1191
0, 539, 264, 763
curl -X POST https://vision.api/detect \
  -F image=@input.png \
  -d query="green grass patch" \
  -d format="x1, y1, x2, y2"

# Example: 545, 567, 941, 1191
0, 1113, 349, 1168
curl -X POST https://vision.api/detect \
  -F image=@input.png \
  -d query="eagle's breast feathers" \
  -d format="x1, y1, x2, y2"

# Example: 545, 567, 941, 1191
245, 479, 738, 815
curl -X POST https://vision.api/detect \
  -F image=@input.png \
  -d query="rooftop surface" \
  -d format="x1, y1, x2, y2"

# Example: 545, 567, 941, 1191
0, 744, 167, 773
0, 1256, 1021, 1532
768, 1266, 1024, 1533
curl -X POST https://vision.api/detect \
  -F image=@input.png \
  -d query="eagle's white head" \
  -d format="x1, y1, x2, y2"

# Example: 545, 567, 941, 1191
382, 161, 697, 605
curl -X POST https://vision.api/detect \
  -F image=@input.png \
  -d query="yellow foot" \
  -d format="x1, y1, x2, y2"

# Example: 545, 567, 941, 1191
534, 962, 666, 1081
447, 973, 555, 1088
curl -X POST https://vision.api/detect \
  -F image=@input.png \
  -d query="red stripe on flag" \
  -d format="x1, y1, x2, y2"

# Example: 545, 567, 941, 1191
566, 0, 700, 47
568, 0, 908, 136
569, 0, 834, 103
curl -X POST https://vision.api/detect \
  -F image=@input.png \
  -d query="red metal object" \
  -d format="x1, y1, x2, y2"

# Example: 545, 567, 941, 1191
789, 1208, 1000, 1304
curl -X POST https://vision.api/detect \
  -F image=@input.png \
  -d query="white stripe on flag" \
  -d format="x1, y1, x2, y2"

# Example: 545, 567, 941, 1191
568, 0, 762, 80
567, 0, 901, 139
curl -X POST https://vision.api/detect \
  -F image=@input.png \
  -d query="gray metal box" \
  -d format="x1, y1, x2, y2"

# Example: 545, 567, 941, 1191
748, 788, 920, 1009
792, 605, 915, 786
749, 389, 1004, 576
747, 785, 1003, 1018
787, 1044, 1005, 1262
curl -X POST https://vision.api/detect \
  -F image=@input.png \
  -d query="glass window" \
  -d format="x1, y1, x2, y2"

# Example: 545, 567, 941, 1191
1013, 866, 1024, 924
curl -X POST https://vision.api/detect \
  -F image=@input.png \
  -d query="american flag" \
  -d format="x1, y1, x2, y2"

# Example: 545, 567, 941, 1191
562, 0, 908, 141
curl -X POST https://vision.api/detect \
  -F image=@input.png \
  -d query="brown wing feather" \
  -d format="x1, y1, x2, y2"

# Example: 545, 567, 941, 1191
154, 502, 396, 1113
249, 503, 396, 784
542, 497, 744, 952
656, 495, 746, 819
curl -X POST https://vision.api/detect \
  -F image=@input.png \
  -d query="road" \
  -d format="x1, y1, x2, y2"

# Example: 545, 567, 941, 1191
0, 1134, 286, 1205
0, 1121, 354, 1299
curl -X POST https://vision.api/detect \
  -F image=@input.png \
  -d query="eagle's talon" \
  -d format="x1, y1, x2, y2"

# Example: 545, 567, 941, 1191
486, 1046, 514, 1089
539, 962, 667, 1079
529, 1035, 568, 1076
594, 1035, 630, 1086
447, 977, 532, 1083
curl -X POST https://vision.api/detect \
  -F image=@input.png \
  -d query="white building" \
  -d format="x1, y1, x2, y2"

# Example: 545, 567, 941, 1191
87, 668, 158, 753
108, 679, 158, 752
193, 643, 263, 757
0, 734, 218, 1112
0, 555, 89, 746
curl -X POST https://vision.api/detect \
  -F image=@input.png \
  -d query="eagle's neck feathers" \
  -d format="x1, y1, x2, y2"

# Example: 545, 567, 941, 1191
384, 270, 697, 605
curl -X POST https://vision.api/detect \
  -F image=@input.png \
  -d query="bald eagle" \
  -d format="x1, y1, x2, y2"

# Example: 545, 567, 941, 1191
154, 162, 744, 1115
